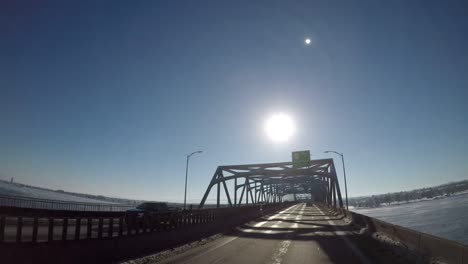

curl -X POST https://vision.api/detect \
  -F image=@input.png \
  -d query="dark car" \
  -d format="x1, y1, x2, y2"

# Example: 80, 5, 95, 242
125, 202, 179, 226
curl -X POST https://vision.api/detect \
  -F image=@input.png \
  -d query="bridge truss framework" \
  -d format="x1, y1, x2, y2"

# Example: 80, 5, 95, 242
199, 158, 344, 209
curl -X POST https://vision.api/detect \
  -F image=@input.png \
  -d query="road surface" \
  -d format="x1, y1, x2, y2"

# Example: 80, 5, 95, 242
157, 203, 407, 264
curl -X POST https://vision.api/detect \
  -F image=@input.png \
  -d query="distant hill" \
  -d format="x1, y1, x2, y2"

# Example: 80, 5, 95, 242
349, 179, 468, 208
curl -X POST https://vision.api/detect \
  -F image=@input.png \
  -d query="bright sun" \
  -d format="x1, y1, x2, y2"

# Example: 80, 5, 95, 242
264, 113, 295, 143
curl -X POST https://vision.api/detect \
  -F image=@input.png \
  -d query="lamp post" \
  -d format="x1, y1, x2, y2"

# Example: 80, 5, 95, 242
324, 150, 348, 210
184, 150, 203, 210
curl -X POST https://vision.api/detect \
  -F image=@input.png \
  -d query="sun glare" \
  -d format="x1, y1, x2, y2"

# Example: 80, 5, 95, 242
264, 113, 295, 143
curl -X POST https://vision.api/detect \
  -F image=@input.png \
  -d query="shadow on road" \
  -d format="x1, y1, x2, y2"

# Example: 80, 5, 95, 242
228, 205, 405, 264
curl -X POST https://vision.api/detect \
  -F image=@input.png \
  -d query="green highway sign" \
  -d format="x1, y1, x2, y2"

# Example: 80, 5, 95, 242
292, 150, 310, 168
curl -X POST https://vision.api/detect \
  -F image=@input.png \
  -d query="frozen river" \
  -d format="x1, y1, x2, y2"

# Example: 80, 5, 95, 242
353, 193, 468, 245
0, 180, 110, 203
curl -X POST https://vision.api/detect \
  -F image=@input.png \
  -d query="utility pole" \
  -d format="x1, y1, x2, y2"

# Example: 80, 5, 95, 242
324, 151, 349, 210
184, 150, 203, 210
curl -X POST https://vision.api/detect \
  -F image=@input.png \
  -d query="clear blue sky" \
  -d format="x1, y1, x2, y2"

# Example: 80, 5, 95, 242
2, 0, 467, 203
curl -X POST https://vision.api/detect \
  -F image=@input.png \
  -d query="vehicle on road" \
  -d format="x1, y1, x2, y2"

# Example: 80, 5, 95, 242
125, 202, 180, 226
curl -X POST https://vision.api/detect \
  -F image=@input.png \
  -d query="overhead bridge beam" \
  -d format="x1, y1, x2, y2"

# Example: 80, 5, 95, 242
199, 159, 344, 209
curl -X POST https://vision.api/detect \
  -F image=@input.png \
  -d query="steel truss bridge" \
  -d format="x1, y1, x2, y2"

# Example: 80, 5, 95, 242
199, 158, 344, 209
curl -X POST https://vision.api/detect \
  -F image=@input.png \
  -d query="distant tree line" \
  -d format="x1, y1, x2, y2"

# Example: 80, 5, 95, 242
349, 180, 468, 208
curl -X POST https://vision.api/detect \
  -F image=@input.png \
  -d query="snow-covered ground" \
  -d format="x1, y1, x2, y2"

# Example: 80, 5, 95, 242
0, 180, 114, 203
353, 193, 468, 246
352, 190, 468, 209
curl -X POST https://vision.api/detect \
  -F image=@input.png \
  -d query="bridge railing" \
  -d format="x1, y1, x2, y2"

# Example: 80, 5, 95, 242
0, 202, 293, 244
0, 206, 215, 243
0, 202, 293, 264
0, 195, 135, 212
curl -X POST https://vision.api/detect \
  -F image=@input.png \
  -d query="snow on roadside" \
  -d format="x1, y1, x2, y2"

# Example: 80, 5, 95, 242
0, 180, 115, 203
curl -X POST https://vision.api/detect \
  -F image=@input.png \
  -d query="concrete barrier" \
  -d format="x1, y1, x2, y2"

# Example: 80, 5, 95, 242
328, 205, 468, 264
419, 233, 465, 264
392, 225, 420, 251
463, 246, 468, 264
369, 217, 394, 236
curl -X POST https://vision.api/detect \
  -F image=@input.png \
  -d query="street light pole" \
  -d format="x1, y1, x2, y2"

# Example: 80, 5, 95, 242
184, 150, 203, 210
324, 150, 349, 210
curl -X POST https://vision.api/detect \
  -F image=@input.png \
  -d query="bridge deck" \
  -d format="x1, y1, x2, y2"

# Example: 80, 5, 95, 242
156, 203, 407, 264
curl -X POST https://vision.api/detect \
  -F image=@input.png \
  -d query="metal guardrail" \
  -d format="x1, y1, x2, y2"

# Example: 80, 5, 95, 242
0, 208, 215, 243
0, 195, 135, 212
0, 203, 291, 244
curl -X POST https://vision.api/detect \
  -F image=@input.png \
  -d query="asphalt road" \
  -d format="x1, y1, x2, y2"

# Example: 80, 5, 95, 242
157, 203, 407, 264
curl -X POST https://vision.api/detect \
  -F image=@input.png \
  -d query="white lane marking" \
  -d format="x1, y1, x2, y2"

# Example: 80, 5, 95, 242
314, 205, 372, 264
254, 221, 267, 227
269, 203, 306, 263
265, 204, 300, 234
272, 221, 282, 228
292, 204, 304, 228
239, 204, 300, 233
253, 208, 287, 227
181, 236, 238, 263
271, 240, 291, 264
181, 204, 300, 263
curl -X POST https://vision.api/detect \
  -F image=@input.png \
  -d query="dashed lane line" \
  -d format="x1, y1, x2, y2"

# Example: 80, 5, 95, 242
179, 204, 301, 263
269, 203, 306, 264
